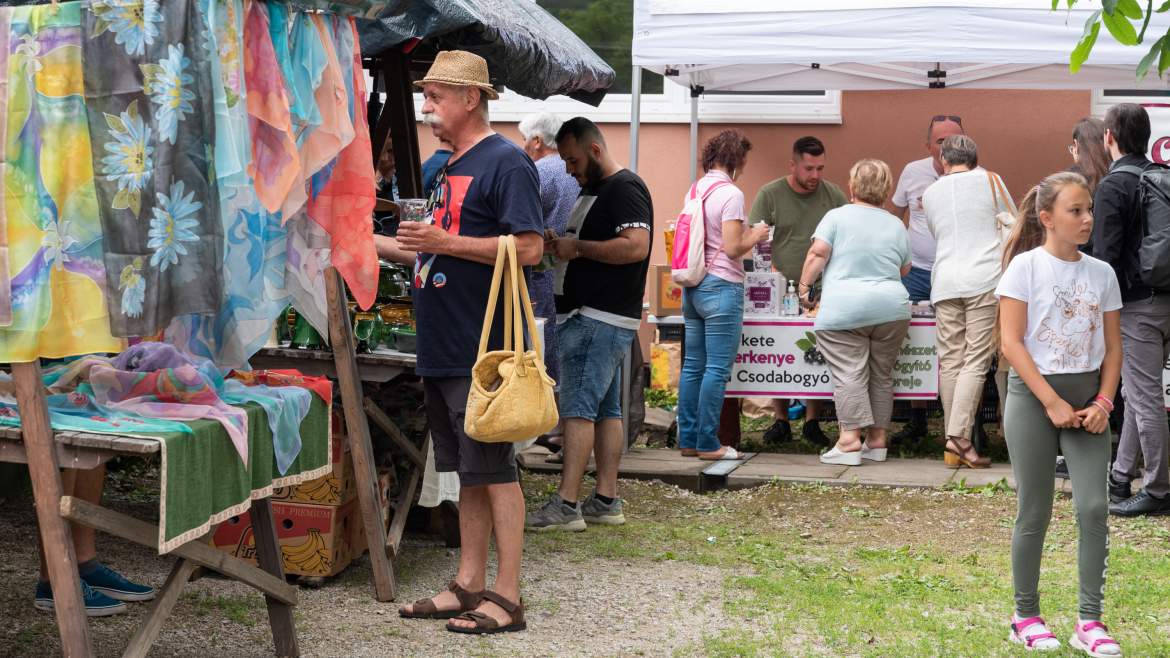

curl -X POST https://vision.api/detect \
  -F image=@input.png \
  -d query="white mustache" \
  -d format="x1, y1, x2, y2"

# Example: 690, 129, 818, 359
422, 114, 442, 127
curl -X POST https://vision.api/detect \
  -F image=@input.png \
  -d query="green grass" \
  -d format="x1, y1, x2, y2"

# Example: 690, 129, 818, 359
181, 591, 264, 627
522, 474, 1170, 657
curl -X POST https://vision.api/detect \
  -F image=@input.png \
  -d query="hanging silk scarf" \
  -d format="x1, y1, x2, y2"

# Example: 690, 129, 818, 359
0, 3, 123, 363
243, 0, 298, 214
279, 208, 331, 337
0, 9, 9, 328
306, 15, 376, 310
277, 8, 325, 220
167, 0, 290, 369
82, 0, 222, 337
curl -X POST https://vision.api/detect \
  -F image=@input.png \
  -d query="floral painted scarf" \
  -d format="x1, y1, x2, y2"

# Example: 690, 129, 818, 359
82, 0, 222, 338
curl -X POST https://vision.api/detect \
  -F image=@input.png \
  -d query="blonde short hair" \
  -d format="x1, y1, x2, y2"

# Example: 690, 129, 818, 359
848, 159, 894, 206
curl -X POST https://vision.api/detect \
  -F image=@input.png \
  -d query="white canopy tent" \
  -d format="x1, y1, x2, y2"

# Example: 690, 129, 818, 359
629, 0, 1170, 175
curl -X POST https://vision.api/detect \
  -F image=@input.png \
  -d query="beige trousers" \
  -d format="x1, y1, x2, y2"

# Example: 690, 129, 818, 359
934, 290, 998, 440
816, 319, 911, 430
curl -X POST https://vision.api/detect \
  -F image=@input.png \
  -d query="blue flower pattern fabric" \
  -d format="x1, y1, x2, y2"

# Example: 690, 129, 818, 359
82, 0, 223, 338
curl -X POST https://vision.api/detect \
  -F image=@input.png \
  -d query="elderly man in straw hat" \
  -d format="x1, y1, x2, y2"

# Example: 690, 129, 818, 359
389, 50, 544, 635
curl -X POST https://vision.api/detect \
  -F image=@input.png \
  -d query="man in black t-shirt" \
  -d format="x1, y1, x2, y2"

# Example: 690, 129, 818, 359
391, 51, 543, 634
526, 118, 653, 532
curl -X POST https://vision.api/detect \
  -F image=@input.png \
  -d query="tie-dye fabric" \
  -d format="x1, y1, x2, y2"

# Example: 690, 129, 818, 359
0, 8, 9, 327
243, 0, 297, 214
306, 15, 376, 311
277, 9, 325, 220
82, 0, 222, 337
0, 2, 123, 362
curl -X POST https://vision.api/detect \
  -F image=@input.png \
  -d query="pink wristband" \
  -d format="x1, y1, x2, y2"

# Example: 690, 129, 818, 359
1094, 395, 1114, 412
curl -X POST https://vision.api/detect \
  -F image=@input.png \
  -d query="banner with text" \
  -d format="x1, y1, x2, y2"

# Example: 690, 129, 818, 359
726, 319, 938, 399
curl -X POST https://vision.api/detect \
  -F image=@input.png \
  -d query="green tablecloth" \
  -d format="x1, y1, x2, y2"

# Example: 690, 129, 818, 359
154, 395, 331, 553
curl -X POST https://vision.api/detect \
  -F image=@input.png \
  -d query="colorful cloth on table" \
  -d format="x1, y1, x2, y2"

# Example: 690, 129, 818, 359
0, 3, 124, 362
223, 378, 308, 475
82, 0, 222, 337
230, 368, 333, 406
278, 208, 331, 337
243, 0, 298, 214
167, 0, 290, 369
306, 15, 376, 311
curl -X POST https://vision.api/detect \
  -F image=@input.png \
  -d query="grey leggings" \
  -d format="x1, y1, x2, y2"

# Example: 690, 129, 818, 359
1005, 371, 1110, 621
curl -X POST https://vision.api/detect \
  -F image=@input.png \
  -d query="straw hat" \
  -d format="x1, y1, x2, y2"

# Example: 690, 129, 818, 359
413, 50, 499, 100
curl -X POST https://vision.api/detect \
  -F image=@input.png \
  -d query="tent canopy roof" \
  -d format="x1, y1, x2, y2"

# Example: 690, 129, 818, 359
360, 0, 615, 105
633, 0, 1170, 90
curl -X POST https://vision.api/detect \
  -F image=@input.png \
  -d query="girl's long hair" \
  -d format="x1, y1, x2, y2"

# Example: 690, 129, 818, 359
1072, 118, 1111, 195
1001, 171, 1089, 269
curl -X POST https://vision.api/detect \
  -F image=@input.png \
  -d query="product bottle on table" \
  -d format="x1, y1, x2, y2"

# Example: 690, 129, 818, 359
783, 279, 800, 317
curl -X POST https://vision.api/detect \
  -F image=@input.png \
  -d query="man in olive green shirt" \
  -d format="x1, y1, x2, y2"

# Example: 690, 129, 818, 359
748, 136, 847, 446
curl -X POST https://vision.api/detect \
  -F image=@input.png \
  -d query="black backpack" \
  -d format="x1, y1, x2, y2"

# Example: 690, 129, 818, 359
1115, 162, 1170, 291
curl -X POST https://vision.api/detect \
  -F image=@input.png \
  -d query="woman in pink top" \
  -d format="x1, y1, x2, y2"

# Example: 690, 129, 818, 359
678, 131, 771, 460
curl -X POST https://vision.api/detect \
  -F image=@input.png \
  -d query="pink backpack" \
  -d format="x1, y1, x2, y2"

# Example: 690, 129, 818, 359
671, 180, 730, 287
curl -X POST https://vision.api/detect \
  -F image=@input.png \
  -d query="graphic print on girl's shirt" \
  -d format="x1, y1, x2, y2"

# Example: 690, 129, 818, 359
1037, 282, 1101, 372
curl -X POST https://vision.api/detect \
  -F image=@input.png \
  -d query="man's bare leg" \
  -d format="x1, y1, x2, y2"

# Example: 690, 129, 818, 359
592, 419, 624, 499
398, 482, 492, 615
39, 466, 103, 580
558, 418, 595, 503
449, 481, 525, 629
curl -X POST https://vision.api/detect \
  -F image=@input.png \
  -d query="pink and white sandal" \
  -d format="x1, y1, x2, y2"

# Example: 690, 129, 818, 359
1009, 614, 1061, 651
1070, 620, 1122, 657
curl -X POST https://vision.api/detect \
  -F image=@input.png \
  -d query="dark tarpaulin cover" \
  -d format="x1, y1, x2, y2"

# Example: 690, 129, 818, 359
359, 0, 615, 106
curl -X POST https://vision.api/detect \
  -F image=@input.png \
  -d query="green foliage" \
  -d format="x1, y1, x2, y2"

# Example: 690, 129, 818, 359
1060, 0, 1170, 79
645, 387, 678, 410
539, 0, 662, 94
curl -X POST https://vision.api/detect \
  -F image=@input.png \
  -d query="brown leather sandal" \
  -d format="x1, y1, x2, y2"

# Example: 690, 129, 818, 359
398, 580, 483, 619
446, 590, 527, 635
944, 438, 991, 469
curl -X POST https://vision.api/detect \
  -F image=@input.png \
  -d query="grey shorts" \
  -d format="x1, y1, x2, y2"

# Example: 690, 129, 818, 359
424, 377, 517, 487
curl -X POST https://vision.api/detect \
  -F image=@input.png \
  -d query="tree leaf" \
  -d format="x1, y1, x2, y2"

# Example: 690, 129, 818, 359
1103, 0, 1120, 14
1071, 15, 1102, 72
1103, 8, 1140, 44
795, 339, 813, 352
1116, 0, 1143, 19
1138, 35, 1164, 78
1159, 0, 1170, 12
1160, 30, 1170, 74
805, 332, 817, 344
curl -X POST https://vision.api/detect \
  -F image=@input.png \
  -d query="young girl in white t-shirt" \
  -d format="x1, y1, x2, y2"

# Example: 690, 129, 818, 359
995, 171, 1123, 656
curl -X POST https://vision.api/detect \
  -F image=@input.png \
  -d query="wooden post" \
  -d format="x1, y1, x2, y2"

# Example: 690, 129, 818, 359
325, 268, 396, 601
12, 361, 92, 657
251, 499, 299, 658
123, 559, 198, 658
379, 52, 422, 199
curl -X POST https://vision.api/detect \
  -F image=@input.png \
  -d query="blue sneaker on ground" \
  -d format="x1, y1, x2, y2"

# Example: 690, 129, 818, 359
34, 579, 127, 617
80, 562, 157, 602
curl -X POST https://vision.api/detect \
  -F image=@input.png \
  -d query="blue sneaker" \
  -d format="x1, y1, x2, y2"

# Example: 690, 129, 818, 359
80, 562, 156, 602
35, 579, 128, 617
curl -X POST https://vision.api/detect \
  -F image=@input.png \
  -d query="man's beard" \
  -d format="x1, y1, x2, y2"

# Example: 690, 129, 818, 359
584, 157, 604, 186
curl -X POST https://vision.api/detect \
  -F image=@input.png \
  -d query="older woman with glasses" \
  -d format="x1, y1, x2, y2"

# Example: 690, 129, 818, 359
799, 159, 912, 466
923, 135, 1014, 469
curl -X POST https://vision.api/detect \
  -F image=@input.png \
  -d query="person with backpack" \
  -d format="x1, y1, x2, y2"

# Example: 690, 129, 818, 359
673, 130, 770, 460
998, 171, 1123, 656
1093, 103, 1170, 518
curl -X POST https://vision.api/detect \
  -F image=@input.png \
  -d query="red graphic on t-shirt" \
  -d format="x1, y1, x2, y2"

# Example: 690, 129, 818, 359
434, 174, 472, 235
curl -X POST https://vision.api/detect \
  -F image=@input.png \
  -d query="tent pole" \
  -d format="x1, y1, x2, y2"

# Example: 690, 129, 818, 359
689, 86, 699, 181
629, 65, 642, 173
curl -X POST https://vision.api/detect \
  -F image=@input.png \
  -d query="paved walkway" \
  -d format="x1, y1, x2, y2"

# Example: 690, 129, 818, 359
518, 446, 1070, 494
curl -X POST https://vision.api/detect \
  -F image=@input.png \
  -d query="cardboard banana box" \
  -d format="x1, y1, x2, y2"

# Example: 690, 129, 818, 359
271, 456, 356, 506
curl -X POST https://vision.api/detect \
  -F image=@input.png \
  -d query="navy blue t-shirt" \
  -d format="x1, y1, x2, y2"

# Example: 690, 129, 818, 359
413, 134, 544, 377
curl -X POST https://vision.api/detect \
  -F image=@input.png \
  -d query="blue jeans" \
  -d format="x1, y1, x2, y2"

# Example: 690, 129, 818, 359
677, 274, 744, 452
902, 265, 932, 303
558, 314, 636, 422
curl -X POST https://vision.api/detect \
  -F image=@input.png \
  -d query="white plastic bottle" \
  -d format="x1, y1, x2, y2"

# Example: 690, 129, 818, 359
783, 279, 800, 317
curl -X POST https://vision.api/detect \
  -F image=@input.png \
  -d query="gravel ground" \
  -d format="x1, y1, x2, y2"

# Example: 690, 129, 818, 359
0, 488, 730, 658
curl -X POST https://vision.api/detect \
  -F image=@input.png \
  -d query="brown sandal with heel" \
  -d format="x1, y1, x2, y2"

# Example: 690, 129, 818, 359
446, 590, 527, 635
944, 438, 991, 469
398, 580, 483, 619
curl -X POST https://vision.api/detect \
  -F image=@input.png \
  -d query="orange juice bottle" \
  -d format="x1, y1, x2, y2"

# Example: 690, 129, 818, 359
664, 221, 676, 259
